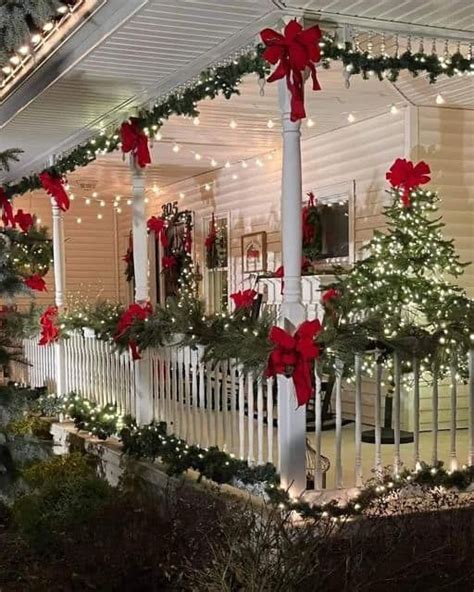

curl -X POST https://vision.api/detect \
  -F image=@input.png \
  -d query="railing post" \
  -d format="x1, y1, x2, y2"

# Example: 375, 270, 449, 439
51, 199, 66, 396
130, 158, 153, 425
277, 77, 306, 497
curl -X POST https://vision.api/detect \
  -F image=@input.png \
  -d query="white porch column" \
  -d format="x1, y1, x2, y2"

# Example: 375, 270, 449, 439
51, 200, 66, 395
277, 78, 307, 496
130, 158, 153, 424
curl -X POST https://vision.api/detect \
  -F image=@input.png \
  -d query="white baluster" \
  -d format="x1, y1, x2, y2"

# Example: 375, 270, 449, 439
413, 357, 420, 467
432, 365, 439, 465
354, 353, 363, 487
335, 359, 344, 489
450, 358, 458, 471
257, 378, 264, 464
247, 372, 254, 464
314, 361, 323, 490
266, 376, 274, 464
393, 352, 401, 474
238, 366, 245, 459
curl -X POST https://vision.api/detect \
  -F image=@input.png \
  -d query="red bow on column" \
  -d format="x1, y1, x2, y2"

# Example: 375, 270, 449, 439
25, 275, 47, 292
39, 172, 70, 212
147, 215, 169, 248
260, 20, 322, 122
15, 209, 34, 233
0, 188, 15, 227
265, 319, 322, 406
114, 302, 153, 360
230, 289, 257, 310
120, 118, 151, 168
386, 158, 431, 207
39, 306, 60, 345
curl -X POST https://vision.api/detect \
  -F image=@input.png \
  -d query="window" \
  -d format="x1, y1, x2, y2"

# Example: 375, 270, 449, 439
306, 183, 355, 265
204, 215, 229, 313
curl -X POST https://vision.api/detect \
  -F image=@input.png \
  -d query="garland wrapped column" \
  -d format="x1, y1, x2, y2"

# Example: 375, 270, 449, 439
276, 75, 307, 496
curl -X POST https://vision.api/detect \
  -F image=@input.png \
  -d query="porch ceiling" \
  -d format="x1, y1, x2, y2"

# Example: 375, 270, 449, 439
281, 0, 474, 38
1, 0, 472, 187
65, 56, 473, 202
0, 0, 279, 181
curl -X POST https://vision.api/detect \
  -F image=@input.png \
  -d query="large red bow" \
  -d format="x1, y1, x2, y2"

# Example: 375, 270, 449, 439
265, 319, 322, 406
39, 172, 70, 212
25, 275, 47, 292
147, 215, 169, 248
15, 209, 34, 233
230, 289, 257, 310
386, 158, 431, 207
120, 118, 151, 168
0, 188, 15, 227
38, 306, 59, 346
114, 302, 152, 360
260, 20, 322, 122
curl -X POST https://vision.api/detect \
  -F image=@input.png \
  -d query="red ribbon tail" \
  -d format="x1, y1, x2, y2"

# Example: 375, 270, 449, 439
288, 70, 306, 122
292, 358, 313, 407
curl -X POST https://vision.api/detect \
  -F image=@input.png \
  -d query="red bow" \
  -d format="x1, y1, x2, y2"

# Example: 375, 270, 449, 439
260, 20, 322, 122
205, 213, 217, 250
266, 319, 322, 406
120, 118, 151, 168
25, 275, 47, 292
39, 306, 59, 345
15, 209, 34, 233
0, 188, 15, 227
162, 255, 177, 270
321, 288, 340, 304
386, 158, 431, 207
39, 172, 70, 212
147, 215, 169, 248
230, 289, 257, 310
114, 302, 152, 360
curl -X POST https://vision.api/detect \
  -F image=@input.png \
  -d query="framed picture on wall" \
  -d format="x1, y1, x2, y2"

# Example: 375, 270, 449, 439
241, 231, 267, 273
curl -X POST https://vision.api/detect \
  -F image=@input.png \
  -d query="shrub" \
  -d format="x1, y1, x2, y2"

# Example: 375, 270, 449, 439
7, 416, 52, 440
13, 453, 113, 548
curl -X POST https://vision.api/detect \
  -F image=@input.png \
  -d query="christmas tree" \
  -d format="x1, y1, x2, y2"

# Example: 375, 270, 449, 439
0, 149, 53, 365
328, 158, 473, 376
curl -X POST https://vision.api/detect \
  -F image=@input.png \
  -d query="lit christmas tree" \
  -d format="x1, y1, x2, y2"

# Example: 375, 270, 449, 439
329, 158, 473, 376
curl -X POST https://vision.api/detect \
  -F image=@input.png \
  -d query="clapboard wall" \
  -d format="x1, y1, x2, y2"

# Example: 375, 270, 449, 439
7, 191, 120, 309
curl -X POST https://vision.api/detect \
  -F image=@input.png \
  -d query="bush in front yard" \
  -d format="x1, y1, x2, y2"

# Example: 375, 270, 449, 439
12, 453, 113, 548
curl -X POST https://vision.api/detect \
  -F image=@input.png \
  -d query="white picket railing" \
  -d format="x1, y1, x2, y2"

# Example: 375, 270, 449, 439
14, 332, 474, 493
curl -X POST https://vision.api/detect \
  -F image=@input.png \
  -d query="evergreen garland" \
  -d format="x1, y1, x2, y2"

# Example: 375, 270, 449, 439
40, 391, 474, 521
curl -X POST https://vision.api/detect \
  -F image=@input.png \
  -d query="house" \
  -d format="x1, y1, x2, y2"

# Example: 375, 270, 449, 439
1, 0, 473, 496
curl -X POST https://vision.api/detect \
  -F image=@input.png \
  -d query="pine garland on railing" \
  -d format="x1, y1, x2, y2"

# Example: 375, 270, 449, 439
37, 391, 474, 521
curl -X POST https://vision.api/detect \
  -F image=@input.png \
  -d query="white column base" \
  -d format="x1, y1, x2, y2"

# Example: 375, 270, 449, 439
278, 376, 307, 496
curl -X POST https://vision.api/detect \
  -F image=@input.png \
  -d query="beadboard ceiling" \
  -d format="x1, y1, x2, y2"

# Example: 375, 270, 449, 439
1, 0, 473, 187
0, 0, 279, 180
279, 1, 474, 38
